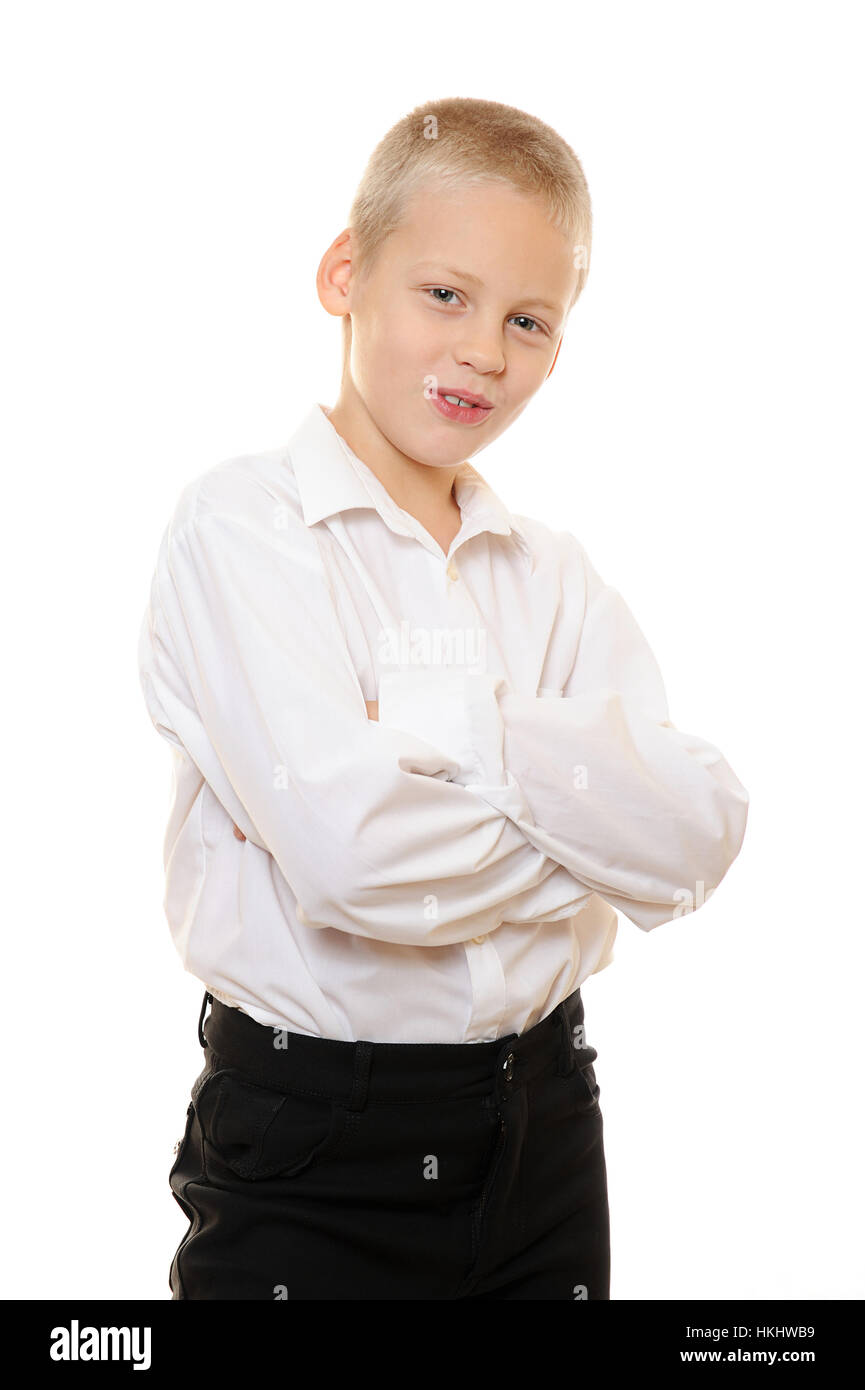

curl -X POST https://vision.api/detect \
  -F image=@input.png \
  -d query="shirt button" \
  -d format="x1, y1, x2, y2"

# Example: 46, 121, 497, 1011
503, 1052, 515, 1081
446, 560, 459, 581
472, 935, 487, 945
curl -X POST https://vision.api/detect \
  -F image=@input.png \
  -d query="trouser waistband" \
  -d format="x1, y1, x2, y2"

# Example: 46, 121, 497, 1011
199, 989, 592, 1108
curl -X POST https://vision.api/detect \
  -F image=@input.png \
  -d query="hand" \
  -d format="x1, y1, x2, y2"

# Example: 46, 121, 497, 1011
232, 698, 380, 842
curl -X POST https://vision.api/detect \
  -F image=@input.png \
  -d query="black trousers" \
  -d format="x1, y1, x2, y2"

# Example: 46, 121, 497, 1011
168, 987, 610, 1300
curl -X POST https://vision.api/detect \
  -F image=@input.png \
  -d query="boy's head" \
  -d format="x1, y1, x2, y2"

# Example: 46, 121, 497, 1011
317, 97, 591, 469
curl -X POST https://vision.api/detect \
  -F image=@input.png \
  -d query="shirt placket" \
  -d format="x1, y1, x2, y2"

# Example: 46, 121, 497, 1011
461, 933, 509, 1041
334, 478, 512, 1040
431, 531, 512, 1041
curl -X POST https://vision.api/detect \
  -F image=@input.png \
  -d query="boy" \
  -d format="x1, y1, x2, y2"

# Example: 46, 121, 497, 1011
138, 96, 749, 1301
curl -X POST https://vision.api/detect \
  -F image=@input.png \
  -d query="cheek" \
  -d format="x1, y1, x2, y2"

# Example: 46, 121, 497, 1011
371, 308, 440, 387
513, 349, 555, 393
363, 304, 416, 360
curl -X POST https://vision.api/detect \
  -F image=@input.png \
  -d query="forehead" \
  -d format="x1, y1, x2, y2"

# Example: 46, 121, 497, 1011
385, 183, 576, 304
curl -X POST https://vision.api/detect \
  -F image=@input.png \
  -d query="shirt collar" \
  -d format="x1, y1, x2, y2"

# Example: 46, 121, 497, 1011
285, 402, 534, 567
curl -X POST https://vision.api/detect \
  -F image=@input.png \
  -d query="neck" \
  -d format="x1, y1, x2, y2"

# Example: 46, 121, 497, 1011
324, 390, 461, 520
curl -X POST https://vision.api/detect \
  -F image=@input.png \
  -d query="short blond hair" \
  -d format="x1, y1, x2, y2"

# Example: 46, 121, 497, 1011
340, 96, 592, 361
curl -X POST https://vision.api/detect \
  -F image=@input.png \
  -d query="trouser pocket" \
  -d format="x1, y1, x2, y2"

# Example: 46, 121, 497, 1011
571, 1044, 601, 1117
195, 1065, 353, 1182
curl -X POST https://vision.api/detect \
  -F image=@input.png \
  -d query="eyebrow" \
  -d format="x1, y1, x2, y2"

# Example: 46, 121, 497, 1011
411, 263, 564, 315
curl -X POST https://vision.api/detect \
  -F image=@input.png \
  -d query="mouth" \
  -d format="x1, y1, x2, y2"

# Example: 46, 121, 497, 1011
429, 386, 494, 426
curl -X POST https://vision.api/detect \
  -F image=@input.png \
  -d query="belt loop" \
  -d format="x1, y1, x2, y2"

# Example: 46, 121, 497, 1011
348, 1040, 373, 1111
557, 1001, 576, 1075
198, 990, 213, 1049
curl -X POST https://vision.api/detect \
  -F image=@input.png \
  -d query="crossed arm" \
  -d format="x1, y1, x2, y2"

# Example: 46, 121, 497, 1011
141, 501, 749, 945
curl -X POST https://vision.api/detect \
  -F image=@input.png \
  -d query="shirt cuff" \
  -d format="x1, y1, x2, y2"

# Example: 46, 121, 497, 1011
377, 668, 509, 787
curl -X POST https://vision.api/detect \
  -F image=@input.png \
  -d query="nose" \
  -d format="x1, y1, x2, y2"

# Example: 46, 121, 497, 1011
454, 320, 505, 375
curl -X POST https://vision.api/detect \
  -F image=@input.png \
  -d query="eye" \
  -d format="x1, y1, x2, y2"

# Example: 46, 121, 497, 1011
427, 287, 462, 306
510, 314, 542, 334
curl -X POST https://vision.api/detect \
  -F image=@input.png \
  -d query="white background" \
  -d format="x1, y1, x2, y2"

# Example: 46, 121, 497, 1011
2, 0, 862, 1301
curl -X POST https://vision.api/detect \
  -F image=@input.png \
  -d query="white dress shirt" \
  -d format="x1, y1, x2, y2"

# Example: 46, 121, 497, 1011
137, 401, 749, 1043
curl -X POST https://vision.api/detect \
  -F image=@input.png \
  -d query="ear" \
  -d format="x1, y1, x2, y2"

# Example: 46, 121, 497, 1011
317, 229, 354, 319
546, 335, 563, 379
